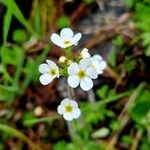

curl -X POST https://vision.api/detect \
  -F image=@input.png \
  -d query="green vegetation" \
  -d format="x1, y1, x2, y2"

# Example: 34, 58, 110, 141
0, 0, 150, 149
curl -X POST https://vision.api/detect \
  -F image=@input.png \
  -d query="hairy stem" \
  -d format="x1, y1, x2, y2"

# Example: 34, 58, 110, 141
87, 89, 95, 104
66, 85, 78, 141
64, 47, 73, 61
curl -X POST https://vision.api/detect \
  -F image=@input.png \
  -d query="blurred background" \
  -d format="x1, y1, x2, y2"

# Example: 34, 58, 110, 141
0, 0, 150, 149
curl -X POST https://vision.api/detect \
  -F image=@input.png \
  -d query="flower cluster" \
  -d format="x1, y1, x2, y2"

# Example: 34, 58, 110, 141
39, 28, 107, 121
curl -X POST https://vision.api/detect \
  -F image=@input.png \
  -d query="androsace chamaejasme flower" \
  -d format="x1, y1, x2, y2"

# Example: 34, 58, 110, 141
80, 49, 107, 74
67, 58, 98, 91
50, 28, 82, 48
39, 60, 59, 85
91, 54, 107, 74
57, 98, 81, 121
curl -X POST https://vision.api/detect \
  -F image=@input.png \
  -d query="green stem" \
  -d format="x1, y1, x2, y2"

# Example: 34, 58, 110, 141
87, 89, 95, 104
23, 115, 61, 126
97, 90, 133, 106
0, 123, 41, 150
67, 121, 76, 140
147, 111, 150, 143
64, 47, 73, 60
67, 85, 77, 141
87, 89, 96, 110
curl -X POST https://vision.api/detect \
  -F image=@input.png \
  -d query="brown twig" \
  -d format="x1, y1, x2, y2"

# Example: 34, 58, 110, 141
70, 2, 88, 26
130, 130, 143, 150
105, 82, 145, 150
104, 66, 119, 81
83, 13, 132, 49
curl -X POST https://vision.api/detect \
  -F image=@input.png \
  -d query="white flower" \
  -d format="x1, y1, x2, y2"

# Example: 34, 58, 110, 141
58, 56, 67, 64
57, 98, 81, 121
80, 48, 91, 59
39, 60, 59, 85
50, 28, 82, 48
67, 58, 98, 91
91, 55, 107, 74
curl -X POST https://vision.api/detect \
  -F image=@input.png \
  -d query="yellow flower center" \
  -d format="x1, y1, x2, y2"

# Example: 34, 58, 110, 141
65, 105, 73, 113
63, 40, 71, 46
49, 68, 56, 76
92, 63, 96, 69
77, 70, 86, 79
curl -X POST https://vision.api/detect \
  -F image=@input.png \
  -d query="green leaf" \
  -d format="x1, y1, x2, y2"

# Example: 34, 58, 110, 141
3, 0, 13, 42
83, 0, 95, 5
54, 141, 67, 150
13, 29, 28, 43
23, 115, 60, 127
57, 15, 70, 29
130, 100, 150, 126
109, 120, 120, 131
124, 0, 136, 9
2, 0, 33, 34
113, 36, 123, 46
140, 137, 150, 150
145, 45, 150, 56
107, 49, 116, 67
121, 135, 134, 145
124, 56, 137, 73
96, 85, 109, 99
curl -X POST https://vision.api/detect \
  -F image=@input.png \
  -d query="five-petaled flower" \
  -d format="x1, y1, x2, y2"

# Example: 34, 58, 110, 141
57, 98, 81, 121
67, 58, 98, 91
39, 60, 59, 85
91, 55, 107, 74
50, 28, 82, 48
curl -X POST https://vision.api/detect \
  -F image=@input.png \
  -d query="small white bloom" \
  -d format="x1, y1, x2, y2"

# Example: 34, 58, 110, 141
57, 98, 81, 121
80, 48, 91, 59
50, 28, 82, 48
58, 56, 67, 64
67, 58, 98, 91
91, 55, 107, 74
39, 60, 59, 85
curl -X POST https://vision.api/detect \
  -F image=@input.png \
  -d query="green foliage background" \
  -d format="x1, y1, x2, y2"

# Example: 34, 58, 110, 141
0, 0, 150, 149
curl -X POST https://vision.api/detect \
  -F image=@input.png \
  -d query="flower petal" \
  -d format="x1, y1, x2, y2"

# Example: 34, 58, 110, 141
39, 64, 50, 73
86, 67, 98, 79
60, 28, 73, 38
73, 108, 81, 119
95, 61, 107, 74
72, 33, 82, 44
57, 105, 64, 115
80, 77, 93, 91
63, 113, 73, 121
92, 54, 102, 61
46, 60, 57, 68
61, 98, 70, 106
39, 74, 53, 85
67, 75, 79, 88
50, 33, 63, 47
98, 61, 107, 70
70, 100, 78, 108
79, 58, 91, 69
68, 63, 79, 75
80, 48, 91, 59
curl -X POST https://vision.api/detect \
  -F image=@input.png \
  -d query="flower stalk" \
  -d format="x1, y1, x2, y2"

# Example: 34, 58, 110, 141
39, 28, 107, 122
